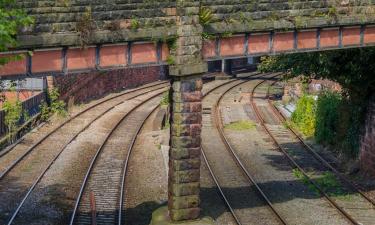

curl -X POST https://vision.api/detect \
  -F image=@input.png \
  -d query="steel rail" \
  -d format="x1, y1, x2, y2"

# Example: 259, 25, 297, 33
6, 87, 169, 225
0, 81, 169, 180
207, 72, 288, 225
266, 80, 375, 208
250, 77, 360, 225
69, 89, 167, 225
201, 147, 242, 225
118, 104, 161, 225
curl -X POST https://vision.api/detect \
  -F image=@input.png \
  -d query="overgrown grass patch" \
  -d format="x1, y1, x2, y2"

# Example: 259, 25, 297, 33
292, 169, 352, 199
224, 120, 256, 131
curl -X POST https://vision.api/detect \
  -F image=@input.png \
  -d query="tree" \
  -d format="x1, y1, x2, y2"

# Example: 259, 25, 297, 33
259, 47, 375, 157
0, 0, 33, 65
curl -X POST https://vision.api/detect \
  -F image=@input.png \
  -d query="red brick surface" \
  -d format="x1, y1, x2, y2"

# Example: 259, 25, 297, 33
202, 40, 216, 58
131, 43, 158, 64
100, 45, 127, 67
364, 26, 375, 44
274, 32, 294, 52
220, 36, 245, 56
67, 48, 96, 70
0, 54, 27, 76
32, 50, 62, 73
297, 31, 317, 49
320, 29, 339, 48
342, 27, 361, 46
248, 34, 269, 54
54, 65, 167, 103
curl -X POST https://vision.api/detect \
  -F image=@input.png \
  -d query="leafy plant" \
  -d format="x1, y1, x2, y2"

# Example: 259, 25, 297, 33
166, 55, 175, 65
76, 7, 95, 47
291, 95, 316, 137
39, 88, 67, 121
315, 91, 341, 145
3, 99, 22, 143
199, 7, 213, 26
130, 18, 140, 30
0, 0, 34, 65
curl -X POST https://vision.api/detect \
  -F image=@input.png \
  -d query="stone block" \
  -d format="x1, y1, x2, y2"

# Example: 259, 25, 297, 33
171, 136, 201, 149
170, 158, 201, 171
169, 208, 201, 221
168, 195, 200, 209
170, 147, 201, 160
169, 182, 200, 196
172, 112, 202, 125
169, 169, 200, 183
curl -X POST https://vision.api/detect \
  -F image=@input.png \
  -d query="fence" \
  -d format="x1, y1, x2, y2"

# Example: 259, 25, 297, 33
0, 91, 46, 137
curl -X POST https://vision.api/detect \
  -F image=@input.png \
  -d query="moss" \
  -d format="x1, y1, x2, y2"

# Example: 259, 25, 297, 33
224, 120, 256, 131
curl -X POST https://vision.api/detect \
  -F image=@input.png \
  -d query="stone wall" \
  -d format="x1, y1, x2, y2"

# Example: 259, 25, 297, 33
15, 0, 375, 48
202, 0, 375, 34
360, 95, 375, 177
53, 65, 168, 104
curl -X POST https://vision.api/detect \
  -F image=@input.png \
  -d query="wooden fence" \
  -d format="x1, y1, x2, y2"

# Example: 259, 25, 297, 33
0, 91, 46, 136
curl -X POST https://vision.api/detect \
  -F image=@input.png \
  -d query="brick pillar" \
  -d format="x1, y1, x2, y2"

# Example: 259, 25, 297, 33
360, 95, 375, 176
168, 0, 207, 221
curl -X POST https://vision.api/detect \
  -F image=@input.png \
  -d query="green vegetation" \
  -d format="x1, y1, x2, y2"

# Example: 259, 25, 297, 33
3, 99, 22, 142
259, 47, 375, 158
199, 7, 213, 26
315, 91, 341, 146
224, 120, 256, 131
0, 0, 33, 65
130, 18, 140, 30
160, 91, 170, 106
293, 169, 351, 199
291, 95, 316, 137
40, 88, 67, 121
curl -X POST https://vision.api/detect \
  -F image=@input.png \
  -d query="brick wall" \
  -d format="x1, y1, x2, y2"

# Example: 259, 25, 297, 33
53, 65, 168, 104
360, 95, 375, 177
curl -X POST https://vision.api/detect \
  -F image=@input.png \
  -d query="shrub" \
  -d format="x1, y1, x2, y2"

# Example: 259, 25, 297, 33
315, 91, 341, 145
291, 95, 316, 136
3, 99, 22, 142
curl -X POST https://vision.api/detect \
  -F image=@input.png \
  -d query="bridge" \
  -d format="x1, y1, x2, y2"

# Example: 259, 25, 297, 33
1, 0, 375, 223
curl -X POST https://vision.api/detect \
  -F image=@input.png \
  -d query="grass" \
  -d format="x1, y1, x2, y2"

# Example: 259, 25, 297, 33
224, 120, 256, 131
292, 169, 353, 200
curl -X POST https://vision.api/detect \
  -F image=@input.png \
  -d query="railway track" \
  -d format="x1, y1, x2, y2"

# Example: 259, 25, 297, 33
69, 94, 163, 225
250, 76, 375, 225
201, 73, 288, 225
0, 82, 169, 224
266, 80, 375, 206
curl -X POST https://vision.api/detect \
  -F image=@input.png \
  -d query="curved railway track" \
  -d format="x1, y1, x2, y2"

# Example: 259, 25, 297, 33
266, 80, 375, 206
69, 94, 163, 225
201, 73, 287, 225
0, 81, 169, 178
0, 82, 169, 225
250, 76, 375, 225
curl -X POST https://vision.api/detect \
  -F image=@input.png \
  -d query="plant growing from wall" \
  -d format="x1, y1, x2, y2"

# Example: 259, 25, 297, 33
76, 6, 95, 48
199, 7, 213, 26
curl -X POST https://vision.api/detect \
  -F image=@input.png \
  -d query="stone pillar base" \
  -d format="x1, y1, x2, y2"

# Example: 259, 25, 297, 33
150, 206, 215, 225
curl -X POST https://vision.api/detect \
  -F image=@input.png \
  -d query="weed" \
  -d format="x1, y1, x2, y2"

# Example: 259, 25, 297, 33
224, 120, 256, 131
